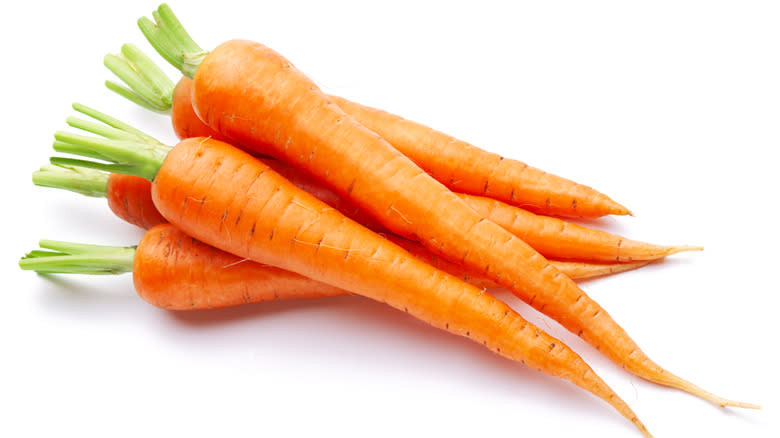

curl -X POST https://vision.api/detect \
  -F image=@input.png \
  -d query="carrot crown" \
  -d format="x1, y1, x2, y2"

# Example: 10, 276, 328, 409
137, 4, 206, 79
51, 104, 171, 182
33, 164, 109, 198
104, 44, 174, 113
19, 240, 135, 275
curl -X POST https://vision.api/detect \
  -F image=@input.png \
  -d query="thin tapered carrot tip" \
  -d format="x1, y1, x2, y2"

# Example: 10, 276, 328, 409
637, 421, 653, 438
663, 245, 704, 256
610, 202, 632, 217
662, 371, 759, 410
724, 400, 762, 409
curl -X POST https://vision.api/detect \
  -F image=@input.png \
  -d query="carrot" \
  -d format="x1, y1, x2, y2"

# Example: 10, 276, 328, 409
137, 5, 754, 409
20, 225, 347, 309
457, 194, 701, 262
267, 159, 697, 263
32, 162, 650, 285
49, 105, 651, 435
108, 42, 625, 218
106, 45, 699, 263
329, 95, 629, 218
20, 225, 649, 312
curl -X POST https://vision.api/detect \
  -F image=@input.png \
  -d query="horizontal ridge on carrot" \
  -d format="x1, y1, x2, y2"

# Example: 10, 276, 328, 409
46, 104, 653, 435
104, 51, 700, 263
135, 4, 754, 411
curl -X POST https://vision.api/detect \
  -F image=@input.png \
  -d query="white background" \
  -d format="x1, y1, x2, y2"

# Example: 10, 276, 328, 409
1, 1, 777, 437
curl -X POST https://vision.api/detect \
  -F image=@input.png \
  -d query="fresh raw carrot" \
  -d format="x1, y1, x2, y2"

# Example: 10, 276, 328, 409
329, 95, 629, 218
19, 225, 347, 309
49, 105, 652, 435
108, 42, 625, 218
137, 5, 754, 409
19, 226, 649, 312
32, 163, 650, 286
457, 194, 701, 262
106, 45, 699, 263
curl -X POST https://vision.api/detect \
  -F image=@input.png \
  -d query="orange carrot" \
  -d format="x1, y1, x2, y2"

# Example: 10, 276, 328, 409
330, 95, 628, 218
138, 7, 753, 410
21, 224, 651, 312
114, 46, 625, 219
105, 173, 167, 229
20, 224, 347, 309
457, 194, 701, 262
51, 106, 652, 435
32, 163, 650, 286
106, 48, 697, 263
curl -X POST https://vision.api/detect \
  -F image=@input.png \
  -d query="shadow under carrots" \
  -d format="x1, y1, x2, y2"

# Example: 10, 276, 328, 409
165, 290, 632, 432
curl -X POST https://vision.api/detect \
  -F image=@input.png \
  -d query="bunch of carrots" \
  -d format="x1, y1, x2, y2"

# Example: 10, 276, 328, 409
19, 4, 760, 436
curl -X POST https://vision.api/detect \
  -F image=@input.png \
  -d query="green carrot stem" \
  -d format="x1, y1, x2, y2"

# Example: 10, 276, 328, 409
122, 44, 174, 105
49, 157, 142, 178
66, 116, 140, 142
138, 3, 207, 79
19, 240, 135, 275
32, 164, 109, 198
103, 43, 175, 112
51, 104, 171, 181
71, 103, 161, 144
105, 81, 163, 113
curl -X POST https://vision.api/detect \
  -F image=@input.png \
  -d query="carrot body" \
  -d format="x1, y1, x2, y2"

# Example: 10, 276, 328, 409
106, 173, 167, 229
185, 39, 737, 409
192, 41, 642, 360
134, 224, 346, 309
329, 95, 628, 218
458, 194, 700, 262
99, 165, 648, 282
173, 76, 626, 218
171, 77, 229, 141
146, 136, 646, 434
171, 76, 689, 262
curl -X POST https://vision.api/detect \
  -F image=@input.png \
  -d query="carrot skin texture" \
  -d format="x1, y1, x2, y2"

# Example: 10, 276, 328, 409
149, 137, 647, 434
190, 41, 627, 348
187, 40, 706, 412
106, 173, 167, 229
134, 224, 346, 309
172, 77, 682, 262
172, 77, 229, 141
103, 165, 642, 283
458, 194, 699, 262
133, 225, 645, 309
174, 76, 626, 218
329, 95, 629, 218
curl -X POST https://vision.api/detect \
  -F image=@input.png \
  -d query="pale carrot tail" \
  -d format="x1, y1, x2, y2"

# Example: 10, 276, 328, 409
661, 245, 704, 257
655, 371, 760, 409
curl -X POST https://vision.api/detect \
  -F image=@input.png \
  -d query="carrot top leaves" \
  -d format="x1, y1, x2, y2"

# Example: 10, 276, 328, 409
51, 104, 171, 181
105, 44, 175, 113
138, 3, 206, 79
19, 240, 135, 275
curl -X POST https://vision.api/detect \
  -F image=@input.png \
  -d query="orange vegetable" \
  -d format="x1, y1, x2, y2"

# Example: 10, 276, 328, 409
108, 49, 697, 263
20, 224, 346, 308
172, 74, 625, 218
50, 113, 651, 435
138, 8, 751, 410
32, 163, 650, 288
330, 95, 628, 218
